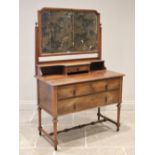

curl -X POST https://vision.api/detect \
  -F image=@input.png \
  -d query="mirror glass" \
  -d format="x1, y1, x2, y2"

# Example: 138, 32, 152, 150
74, 12, 98, 51
41, 10, 98, 54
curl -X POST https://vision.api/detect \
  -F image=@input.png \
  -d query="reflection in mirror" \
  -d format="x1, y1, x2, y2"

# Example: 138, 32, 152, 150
42, 11, 73, 53
41, 10, 98, 54
74, 12, 97, 51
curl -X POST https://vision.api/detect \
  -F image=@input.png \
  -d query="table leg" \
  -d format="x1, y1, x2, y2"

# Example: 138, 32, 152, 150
97, 107, 101, 121
38, 107, 42, 136
116, 103, 121, 131
53, 117, 58, 151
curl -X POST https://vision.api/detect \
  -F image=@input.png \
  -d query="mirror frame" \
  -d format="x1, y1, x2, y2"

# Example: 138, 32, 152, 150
36, 8, 102, 63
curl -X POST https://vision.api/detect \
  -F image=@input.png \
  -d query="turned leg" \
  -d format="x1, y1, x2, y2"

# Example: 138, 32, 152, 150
116, 103, 121, 131
97, 107, 101, 121
38, 106, 42, 136
53, 117, 58, 151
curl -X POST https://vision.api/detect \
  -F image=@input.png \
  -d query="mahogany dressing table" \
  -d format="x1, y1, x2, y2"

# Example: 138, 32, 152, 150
35, 8, 124, 150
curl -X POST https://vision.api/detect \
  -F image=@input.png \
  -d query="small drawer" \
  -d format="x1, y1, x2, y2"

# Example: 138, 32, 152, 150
78, 65, 89, 72
67, 65, 89, 73
57, 85, 75, 100
67, 66, 78, 73
107, 78, 121, 90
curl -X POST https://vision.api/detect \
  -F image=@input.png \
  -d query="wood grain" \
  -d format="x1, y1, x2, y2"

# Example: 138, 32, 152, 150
34, 7, 125, 151
57, 89, 120, 115
57, 92, 106, 115
38, 81, 56, 115
36, 70, 124, 86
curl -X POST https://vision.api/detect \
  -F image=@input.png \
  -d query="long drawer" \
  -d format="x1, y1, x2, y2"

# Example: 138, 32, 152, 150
57, 90, 120, 115
57, 78, 121, 100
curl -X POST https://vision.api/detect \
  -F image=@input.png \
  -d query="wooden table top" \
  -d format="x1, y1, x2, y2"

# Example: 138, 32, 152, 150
35, 70, 125, 86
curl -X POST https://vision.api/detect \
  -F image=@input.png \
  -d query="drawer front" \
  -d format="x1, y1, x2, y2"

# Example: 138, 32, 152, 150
58, 80, 107, 99
67, 65, 89, 73
75, 83, 93, 96
91, 80, 107, 92
78, 65, 89, 71
75, 80, 107, 96
57, 85, 75, 100
57, 99, 76, 115
58, 92, 106, 115
67, 66, 78, 73
107, 78, 121, 90
75, 93, 106, 112
106, 90, 120, 105
57, 78, 121, 100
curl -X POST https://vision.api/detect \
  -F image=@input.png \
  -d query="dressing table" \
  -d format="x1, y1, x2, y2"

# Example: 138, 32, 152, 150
35, 8, 124, 150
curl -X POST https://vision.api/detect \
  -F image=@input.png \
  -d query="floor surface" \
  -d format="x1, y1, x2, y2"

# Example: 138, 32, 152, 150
19, 108, 134, 155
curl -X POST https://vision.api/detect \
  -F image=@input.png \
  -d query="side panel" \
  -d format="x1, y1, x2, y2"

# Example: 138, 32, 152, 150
38, 80, 57, 116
